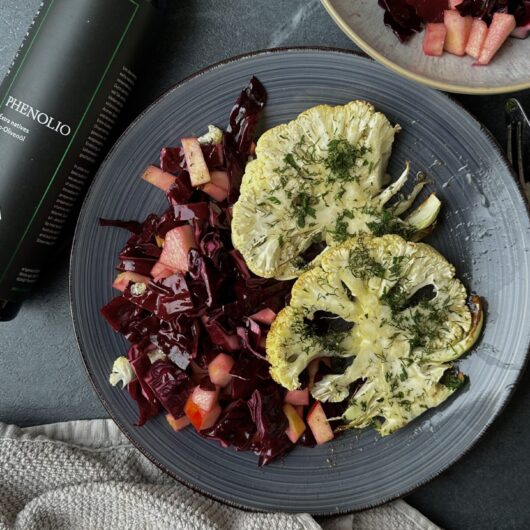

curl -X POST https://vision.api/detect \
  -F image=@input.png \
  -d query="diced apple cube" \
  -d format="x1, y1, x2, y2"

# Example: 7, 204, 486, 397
444, 10, 473, 56
202, 182, 229, 202
208, 353, 235, 387
423, 23, 447, 56
294, 405, 305, 418
478, 13, 516, 65
190, 384, 219, 412
159, 225, 197, 273
250, 307, 277, 326
184, 397, 222, 431
113, 272, 150, 292
209, 170, 230, 192
142, 165, 176, 192
307, 402, 334, 445
199, 404, 221, 430
285, 388, 310, 406
166, 413, 191, 431
181, 137, 211, 186
465, 19, 488, 58
283, 403, 306, 443
150, 260, 175, 281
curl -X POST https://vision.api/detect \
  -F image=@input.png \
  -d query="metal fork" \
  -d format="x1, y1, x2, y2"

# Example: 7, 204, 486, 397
505, 98, 530, 205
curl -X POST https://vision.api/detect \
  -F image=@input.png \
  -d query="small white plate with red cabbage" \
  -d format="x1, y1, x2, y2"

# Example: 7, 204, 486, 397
321, 0, 530, 93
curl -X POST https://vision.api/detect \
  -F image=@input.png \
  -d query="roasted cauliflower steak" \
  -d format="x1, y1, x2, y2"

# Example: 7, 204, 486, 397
232, 101, 441, 280
266, 235, 483, 436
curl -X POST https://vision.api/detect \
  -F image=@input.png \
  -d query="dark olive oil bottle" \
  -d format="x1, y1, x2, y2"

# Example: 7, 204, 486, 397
0, 0, 160, 320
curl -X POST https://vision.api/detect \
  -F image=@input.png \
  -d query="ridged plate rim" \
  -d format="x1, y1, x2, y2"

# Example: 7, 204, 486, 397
321, 0, 530, 95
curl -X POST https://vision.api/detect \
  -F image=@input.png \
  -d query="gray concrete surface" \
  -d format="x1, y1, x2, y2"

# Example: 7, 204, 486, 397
1, 1, 530, 528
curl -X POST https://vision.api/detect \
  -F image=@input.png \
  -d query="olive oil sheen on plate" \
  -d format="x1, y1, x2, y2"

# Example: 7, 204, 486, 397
0, 0, 159, 320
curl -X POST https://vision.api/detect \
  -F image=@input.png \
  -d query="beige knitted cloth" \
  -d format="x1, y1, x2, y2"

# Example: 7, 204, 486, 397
0, 420, 440, 530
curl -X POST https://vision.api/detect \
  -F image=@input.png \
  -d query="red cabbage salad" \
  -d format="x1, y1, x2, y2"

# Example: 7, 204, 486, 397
102, 78, 343, 466
379, 0, 530, 63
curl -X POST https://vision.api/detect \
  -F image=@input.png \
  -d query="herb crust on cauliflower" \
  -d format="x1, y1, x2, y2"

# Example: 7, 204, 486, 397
232, 101, 441, 280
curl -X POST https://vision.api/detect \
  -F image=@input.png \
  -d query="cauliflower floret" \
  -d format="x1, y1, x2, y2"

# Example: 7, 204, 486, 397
147, 348, 167, 364
198, 124, 224, 145
232, 101, 441, 280
109, 356, 136, 388
266, 234, 483, 436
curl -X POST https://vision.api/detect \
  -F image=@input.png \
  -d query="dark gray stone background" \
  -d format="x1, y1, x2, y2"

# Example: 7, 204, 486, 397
1, 1, 529, 528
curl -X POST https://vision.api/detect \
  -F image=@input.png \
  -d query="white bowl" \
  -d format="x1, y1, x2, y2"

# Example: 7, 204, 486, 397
322, 0, 530, 94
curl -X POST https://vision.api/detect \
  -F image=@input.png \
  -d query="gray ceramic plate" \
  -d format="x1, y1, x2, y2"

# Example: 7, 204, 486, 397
70, 48, 530, 514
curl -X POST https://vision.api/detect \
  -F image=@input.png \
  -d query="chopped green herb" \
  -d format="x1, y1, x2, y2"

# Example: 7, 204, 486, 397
330, 211, 354, 243
284, 153, 301, 171
292, 191, 317, 228
348, 242, 386, 280
400, 400, 412, 412
335, 185, 347, 201
392, 298, 450, 351
365, 208, 415, 239
325, 139, 366, 183
389, 255, 407, 279
381, 285, 406, 315
292, 135, 320, 165
320, 329, 348, 355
